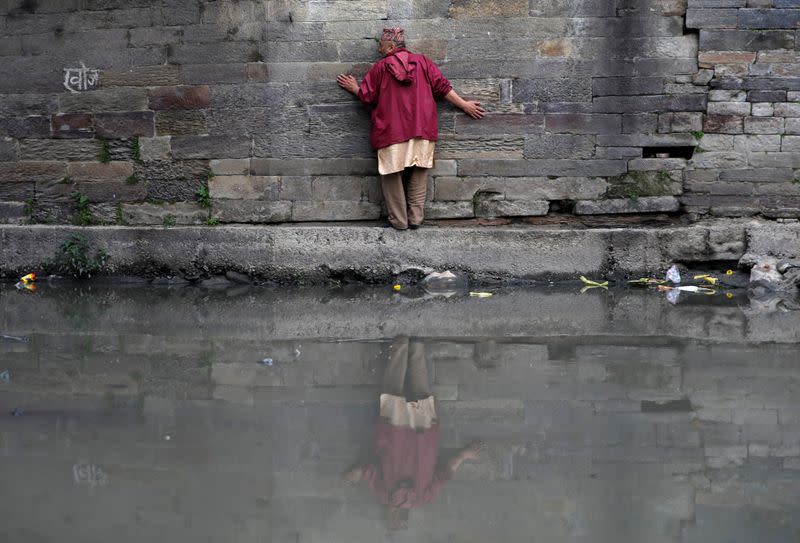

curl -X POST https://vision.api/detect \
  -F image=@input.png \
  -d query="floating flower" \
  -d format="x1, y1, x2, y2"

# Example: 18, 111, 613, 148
393, 284, 402, 291
726, 269, 734, 276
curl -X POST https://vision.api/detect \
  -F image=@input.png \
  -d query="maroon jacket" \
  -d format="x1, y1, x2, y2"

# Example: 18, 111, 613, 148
357, 49, 453, 150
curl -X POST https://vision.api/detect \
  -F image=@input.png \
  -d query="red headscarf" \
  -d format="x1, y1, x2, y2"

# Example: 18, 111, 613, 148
381, 27, 405, 45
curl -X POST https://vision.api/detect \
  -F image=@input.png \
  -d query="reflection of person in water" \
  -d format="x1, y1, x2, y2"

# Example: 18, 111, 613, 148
344, 336, 484, 531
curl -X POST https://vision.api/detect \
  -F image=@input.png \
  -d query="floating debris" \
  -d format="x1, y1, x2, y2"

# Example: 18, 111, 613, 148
0, 370, 9, 383
261, 358, 274, 366
393, 284, 402, 291
0, 333, 28, 342
469, 292, 493, 298
693, 274, 718, 286
579, 276, 608, 288
10, 408, 23, 417
666, 264, 681, 284
628, 278, 667, 286
657, 285, 715, 295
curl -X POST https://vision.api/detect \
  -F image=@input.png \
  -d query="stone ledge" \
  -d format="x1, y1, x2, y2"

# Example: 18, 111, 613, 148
0, 220, 767, 282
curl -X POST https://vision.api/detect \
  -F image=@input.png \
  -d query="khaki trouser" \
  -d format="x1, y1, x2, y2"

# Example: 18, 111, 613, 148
383, 336, 430, 401
381, 167, 428, 230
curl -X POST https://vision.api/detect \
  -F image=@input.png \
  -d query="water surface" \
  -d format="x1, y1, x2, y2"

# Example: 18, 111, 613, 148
1, 283, 799, 542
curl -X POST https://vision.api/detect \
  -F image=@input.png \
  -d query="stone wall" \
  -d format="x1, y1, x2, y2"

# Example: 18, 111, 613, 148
0, 0, 798, 226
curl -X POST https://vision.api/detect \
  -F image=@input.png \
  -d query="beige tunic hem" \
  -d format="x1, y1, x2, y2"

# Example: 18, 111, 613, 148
379, 393, 437, 430
377, 138, 435, 176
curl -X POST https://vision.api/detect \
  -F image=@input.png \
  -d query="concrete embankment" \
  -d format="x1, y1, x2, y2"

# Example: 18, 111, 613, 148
0, 220, 798, 282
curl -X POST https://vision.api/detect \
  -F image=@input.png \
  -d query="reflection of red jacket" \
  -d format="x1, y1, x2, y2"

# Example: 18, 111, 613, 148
362, 420, 451, 509
357, 48, 453, 150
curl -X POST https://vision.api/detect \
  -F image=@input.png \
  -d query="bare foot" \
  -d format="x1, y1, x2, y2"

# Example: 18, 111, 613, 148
343, 466, 363, 484
460, 440, 486, 461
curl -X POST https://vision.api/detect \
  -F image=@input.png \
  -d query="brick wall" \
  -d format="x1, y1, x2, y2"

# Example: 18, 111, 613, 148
0, 0, 798, 226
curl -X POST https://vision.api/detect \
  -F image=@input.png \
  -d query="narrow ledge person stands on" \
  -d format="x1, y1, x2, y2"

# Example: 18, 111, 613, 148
337, 27, 485, 231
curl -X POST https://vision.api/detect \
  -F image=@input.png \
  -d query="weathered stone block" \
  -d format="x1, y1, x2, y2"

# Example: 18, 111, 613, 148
94, 111, 155, 138
267, 0, 389, 22
659, 112, 704, 132
139, 136, 171, 161
514, 78, 592, 103
450, 0, 527, 18
575, 196, 680, 215
719, 168, 794, 182
51, 113, 94, 139
454, 114, 544, 135
170, 135, 250, 159
689, 150, 748, 169
782, 136, 800, 152
594, 77, 665, 97
181, 63, 249, 85
0, 138, 16, 161
0, 161, 66, 183
0, 202, 25, 224
623, 113, 658, 134
59, 178, 145, 203
429, 160, 457, 177
423, 201, 474, 219
751, 103, 774, 117
211, 200, 292, 223
523, 134, 595, 159
448, 78, 502, 102
434, 176, 608, 201
733, 134, 781, 152
155, 110, 207, 136
458, 159, 626, 177
66, 161, 133, 183
210, 159, 250, 176
748, 90, 786, 102
628, 158, 687, 171
101, 65, 181, 87
278, 176, 313, 200
744, 116, 784, 134
209, 175, 280, 200
707, 101, 751, 116
19, 139, 102, 161
148, 85, 210, 110
699, 30, 795, 51
686, 8, 739, 28
250, 158, 377, 176
738, 8, 800, 29
137, 159, 209, 201
167, 42, 262, 65
596, 146, 642, 159
774, 103, 800, 117
748, 152, 800, 168
783, 119, 800, 136
59, 88, 148, 113
704, 115, 744, 134
437, 136, 524, 159
311, 176, 364, 201
121, 202, 208, 226
475, 197, 549, 218
592, 94, 707, 113
291, 201, 380, 221
545, 114, 622, 134
0, 116, 51, 139
709, 89, 747, 102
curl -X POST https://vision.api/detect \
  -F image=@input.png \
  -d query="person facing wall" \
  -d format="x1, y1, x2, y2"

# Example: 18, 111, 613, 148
337, 27, 485, 231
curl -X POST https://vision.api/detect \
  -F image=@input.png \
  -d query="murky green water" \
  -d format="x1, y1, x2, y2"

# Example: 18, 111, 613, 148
1, 282, 799, 542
